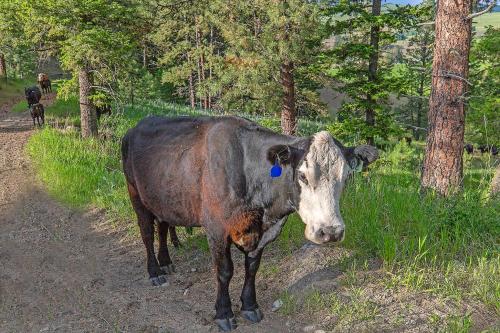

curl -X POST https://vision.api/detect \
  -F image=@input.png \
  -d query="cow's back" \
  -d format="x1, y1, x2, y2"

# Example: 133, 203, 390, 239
122, 116, 252, 226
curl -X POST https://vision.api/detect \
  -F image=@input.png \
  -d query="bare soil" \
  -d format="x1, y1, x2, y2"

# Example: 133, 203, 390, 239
0, 95, 497, 333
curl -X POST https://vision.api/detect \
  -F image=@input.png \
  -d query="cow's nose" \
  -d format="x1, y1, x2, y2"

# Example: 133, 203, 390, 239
315, 225, 344, 243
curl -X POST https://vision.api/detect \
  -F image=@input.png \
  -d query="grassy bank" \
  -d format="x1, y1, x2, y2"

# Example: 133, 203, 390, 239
0, 78, 33, 106
27, 98, 499, 319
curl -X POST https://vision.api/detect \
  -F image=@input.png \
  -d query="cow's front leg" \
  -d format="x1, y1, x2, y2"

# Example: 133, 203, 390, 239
240, 250, 263, 323
209, 235, 236, 331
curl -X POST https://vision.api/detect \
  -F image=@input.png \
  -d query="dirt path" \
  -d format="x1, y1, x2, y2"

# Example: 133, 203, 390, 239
0, 96, 302, 333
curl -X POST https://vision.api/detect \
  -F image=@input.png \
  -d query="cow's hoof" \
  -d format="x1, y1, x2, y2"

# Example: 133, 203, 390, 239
215, 316, 237, 331
160, 264, 175, 274
241, 308, 263, 323
149, 275, 168, 286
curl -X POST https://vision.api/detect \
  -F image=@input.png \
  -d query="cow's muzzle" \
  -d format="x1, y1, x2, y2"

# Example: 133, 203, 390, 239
312, 225, 344, 244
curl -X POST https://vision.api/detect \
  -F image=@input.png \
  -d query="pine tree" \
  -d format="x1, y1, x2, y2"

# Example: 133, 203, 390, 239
396, 0, 434, 140
213, 0, 324, 134
421, 0, 473, 195
325, 1, 424, 144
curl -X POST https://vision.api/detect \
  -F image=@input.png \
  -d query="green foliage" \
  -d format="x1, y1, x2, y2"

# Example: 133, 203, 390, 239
323, 1, 432, 143
151, 0, 326, 118
467, 27, 500, 146
0, 1, 37, 78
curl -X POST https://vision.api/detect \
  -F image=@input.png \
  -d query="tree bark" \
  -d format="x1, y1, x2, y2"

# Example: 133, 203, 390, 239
79, 68, 98, 138
189, 71, 195, 109
421, 0, 472, 195
365, 0, 381, 146
0, 53, 6, 79
280, 61, 297, 135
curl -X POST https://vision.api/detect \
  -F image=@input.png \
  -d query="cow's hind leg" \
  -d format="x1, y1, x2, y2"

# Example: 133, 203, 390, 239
128, 183, 167, 286
169, 226, 181, 248
157, 221, 175, 274
208, 235, 236, 331
240, 250, 263, 323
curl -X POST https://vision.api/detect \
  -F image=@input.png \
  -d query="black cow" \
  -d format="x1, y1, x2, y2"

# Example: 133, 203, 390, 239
30, 103, 44, 127
40, 79, 52, 93
464, 143, 474, 154
479, 144, 498, 155
121, 116, 378, 331
25, 86, 41, 107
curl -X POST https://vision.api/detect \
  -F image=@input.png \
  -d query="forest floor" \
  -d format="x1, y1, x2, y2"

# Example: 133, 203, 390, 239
0, 94, 497, 333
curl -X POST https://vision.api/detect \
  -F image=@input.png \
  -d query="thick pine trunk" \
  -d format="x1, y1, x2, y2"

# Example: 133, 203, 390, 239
421, 0, 472, 195
280, 61, 297, 135
0, 53, 6, 79
365, 0, 381, 146
79, 68, 98, 138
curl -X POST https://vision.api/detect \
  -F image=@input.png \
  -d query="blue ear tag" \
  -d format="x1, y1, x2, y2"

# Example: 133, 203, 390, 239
270, 160, 282, 178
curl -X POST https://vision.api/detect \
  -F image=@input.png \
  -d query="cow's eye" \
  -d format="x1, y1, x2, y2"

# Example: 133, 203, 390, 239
298, 172, 308, 185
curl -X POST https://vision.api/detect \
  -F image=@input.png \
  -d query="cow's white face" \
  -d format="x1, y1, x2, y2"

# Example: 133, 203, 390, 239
296, 132, 350, 244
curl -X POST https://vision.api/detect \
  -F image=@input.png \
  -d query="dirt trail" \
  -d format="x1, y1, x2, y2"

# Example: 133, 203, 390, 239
0, 95, 301, 333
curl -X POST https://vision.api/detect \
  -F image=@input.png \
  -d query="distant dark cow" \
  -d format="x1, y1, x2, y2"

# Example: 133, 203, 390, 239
38, 73, 52, 93
493, 146, 499, 156
121, 116, 378, 331
25, 86, 41, 107
40, 79, 52, 93
464, 143, 474, 154
30, 103, 44, 127
479, 144, 498, 155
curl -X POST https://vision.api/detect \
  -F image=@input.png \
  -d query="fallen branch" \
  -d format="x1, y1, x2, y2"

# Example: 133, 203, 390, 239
416, 21, 435, 26
466, 1, 496, 20
404, 124, 428, 132
435, 71, 473, 86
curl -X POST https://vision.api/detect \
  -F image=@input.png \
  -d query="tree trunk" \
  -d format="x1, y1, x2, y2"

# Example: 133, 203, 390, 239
415, 77, 425, 140
189, 72, 195, 108
421, 0, 472, 195
195, 23, 202, 109
280, 61, 297, 135
0, 53, 6, 79
365, 0, 381, 146
79, 68, 98, 138
143, 44, 147, 69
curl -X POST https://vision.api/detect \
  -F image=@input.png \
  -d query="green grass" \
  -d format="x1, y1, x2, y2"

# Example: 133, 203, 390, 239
473, 12, 500, 34
12, 100, 28, 113
26, 97, 500, 316
0, 77, 34, 106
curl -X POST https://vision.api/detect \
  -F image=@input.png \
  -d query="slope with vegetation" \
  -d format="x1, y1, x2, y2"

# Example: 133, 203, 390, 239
25, 92, 499, 331
0, 0, 499, 331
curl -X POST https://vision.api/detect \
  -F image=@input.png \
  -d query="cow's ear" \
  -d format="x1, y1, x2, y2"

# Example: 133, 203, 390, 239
267, 145, 305, 168
344, 145, 379, 171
